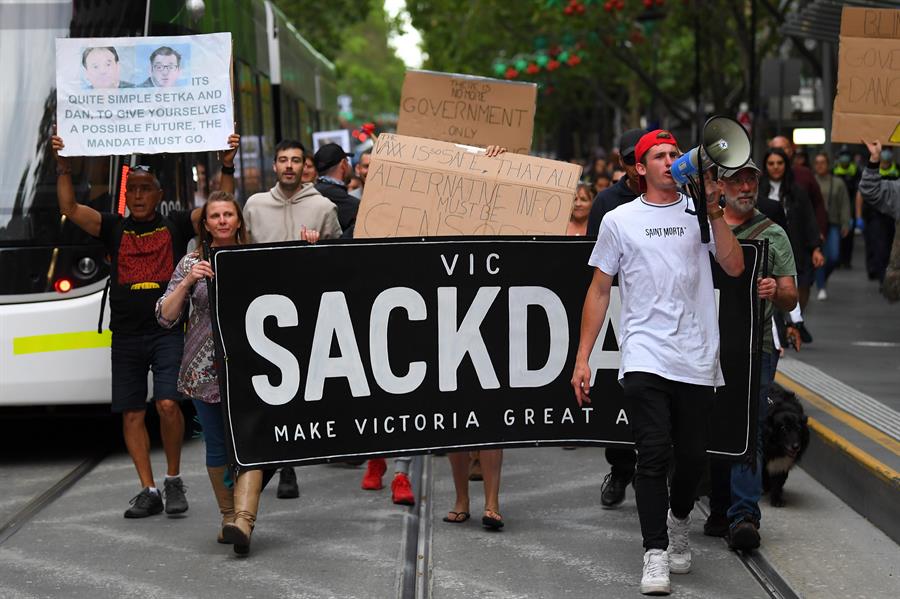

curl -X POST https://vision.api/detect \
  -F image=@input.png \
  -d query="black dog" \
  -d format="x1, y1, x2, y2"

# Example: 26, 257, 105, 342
762, 384, 810, 507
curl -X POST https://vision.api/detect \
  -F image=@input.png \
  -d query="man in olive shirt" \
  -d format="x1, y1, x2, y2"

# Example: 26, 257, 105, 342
706, 160, 798, 551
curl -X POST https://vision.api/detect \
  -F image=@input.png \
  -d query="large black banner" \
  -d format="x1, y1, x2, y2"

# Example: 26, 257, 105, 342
210, 237, 762, 468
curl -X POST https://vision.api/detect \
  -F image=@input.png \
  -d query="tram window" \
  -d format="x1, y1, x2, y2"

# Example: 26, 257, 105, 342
259, 76, 276, 189
298, 100, 313, 150
236, 62, 262, 196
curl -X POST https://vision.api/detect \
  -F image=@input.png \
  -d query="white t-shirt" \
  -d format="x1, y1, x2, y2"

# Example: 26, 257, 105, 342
768, 179, 781, 202
589, 193, 724, 387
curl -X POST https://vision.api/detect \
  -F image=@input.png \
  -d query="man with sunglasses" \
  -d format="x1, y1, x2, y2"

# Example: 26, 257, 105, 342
51, 132, 238, 519
585, 128, 645, 510
572, 130, 744, 595
705, 160, 797, 552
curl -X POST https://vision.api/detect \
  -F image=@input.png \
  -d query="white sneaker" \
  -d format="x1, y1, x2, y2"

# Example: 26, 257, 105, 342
817, 288, 828, 300
666, 509, 692, 574
641, 549, 671, 595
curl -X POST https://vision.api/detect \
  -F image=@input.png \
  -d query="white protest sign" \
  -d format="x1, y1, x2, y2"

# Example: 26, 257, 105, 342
56, 33, 234, 156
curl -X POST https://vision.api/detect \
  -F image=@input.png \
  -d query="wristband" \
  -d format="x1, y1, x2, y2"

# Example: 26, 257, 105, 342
221, 164, 235, 175
708, 207, 724, 221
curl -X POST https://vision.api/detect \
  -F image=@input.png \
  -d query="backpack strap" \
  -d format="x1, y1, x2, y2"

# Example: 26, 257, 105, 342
745, 218, 775, 240
98, 218, 126, 334
731, 212, 769, 237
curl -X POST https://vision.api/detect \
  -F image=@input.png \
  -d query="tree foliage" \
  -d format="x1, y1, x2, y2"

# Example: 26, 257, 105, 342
406, 0, 790, 154
334, 0, 408, 121
275, 0, 406, 123
273, 0, 371, 62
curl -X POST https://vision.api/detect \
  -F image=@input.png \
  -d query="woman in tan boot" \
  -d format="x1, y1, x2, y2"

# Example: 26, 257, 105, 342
222, 468, 263, 555
206, 466, 234, 543
157, 191, 246, 545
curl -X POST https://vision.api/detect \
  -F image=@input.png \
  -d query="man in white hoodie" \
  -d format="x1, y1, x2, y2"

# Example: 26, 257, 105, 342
244, 139, 342, 243
242, 139, 342, 497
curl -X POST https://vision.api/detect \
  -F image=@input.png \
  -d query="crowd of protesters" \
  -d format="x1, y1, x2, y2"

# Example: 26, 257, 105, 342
51, 116, 897, 595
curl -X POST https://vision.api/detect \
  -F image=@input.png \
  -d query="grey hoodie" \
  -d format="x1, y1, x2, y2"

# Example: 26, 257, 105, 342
244, 183, 342, 243
859, 164, 900, 220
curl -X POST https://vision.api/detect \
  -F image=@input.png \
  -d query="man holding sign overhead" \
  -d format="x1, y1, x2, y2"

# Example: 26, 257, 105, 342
51, 128, 238, 519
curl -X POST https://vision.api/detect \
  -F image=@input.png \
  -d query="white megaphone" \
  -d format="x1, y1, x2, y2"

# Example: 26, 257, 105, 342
671, 116, 751, 185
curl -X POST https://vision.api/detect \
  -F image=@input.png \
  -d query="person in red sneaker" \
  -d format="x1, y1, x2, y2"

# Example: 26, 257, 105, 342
361, 457, 415, 505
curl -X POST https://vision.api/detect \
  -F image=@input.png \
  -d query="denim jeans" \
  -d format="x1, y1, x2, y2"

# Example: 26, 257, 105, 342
815, 224, 842, 289
710, 350, 779, 525
192, 399, 226, 468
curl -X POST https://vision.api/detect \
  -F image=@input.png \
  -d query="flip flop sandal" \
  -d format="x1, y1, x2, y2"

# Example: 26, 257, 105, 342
442, 511, 471, 523
482, 510, 504, 530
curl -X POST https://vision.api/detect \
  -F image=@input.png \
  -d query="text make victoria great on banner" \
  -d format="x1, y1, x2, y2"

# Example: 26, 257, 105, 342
211, 238, 763, 468
56, 33, 234, 156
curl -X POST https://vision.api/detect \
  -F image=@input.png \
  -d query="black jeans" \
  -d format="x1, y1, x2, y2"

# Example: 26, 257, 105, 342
622, 372, 715, 550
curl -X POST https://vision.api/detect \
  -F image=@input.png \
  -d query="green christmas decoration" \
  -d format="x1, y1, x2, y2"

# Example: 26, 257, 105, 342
515, 58, 528, 71
493, 62, 507, 76
535, 52, 550, 67
558, 51, 570, 62
534, 36, 548, 49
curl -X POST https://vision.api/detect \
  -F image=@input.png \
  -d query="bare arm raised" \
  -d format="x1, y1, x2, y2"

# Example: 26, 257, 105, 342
52, 134, 101, 237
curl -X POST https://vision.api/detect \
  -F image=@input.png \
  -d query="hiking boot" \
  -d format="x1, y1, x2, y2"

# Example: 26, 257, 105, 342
600, 472, 630, 509
163, 477, 188, 515
391, 473, 415, 506
728, 519, 761, 551
276, 467, 299, 499
641, 549, 671, 596
666, 509, 691, 574
362, 458, 387, 490
703, 512, 729, 538
124, 487, 163, 519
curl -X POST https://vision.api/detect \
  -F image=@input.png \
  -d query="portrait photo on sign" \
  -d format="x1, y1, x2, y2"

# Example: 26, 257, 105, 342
312, 129, 351, 153
134, 43, 191, 88
80, 45, 135, 90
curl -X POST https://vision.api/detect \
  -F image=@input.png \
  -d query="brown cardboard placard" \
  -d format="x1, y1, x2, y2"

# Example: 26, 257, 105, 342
397, 70, 537, 154
832, 7, 900, 144
353, 134, 581, 239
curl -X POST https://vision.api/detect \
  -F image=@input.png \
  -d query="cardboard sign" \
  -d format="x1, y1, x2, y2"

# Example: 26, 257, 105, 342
397, 70, 537, 153
832, 7, 900, 144
353, 134, 581, 238
210, 238, 762, 467
56, 33, 234, 156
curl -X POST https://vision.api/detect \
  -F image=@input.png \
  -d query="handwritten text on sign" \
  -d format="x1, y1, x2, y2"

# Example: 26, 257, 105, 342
832, 7, 900, 143
397, 70, 537, 154
56, 33, 234, 156
354, 134, 581, 238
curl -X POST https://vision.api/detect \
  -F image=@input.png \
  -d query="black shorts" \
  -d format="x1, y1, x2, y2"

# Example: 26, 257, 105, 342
110, 331, 184, 413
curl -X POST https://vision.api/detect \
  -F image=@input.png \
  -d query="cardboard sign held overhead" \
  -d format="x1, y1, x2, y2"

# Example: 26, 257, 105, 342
354, 134, 581, 239
832, 6, 900, 144
397, 70, 537, 154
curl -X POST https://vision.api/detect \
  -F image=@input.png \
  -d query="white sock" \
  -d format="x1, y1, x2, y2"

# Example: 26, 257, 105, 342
789, 304, 803, 323
165, 473, 181, 481
147, 486, 159, 495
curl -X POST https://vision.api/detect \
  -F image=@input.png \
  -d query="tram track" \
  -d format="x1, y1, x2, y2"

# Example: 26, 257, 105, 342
0, 451, 106, 547
400, 456, 800, 599
696, 500, 801, 599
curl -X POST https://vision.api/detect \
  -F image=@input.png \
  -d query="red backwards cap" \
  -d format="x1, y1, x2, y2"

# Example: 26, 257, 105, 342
634, 129, 679, 164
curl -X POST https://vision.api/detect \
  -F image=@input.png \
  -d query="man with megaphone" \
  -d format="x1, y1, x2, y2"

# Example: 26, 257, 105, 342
571, 129, 744, 596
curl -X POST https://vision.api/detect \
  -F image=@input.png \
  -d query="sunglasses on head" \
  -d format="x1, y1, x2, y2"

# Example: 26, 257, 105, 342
130, 165, 153, 174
